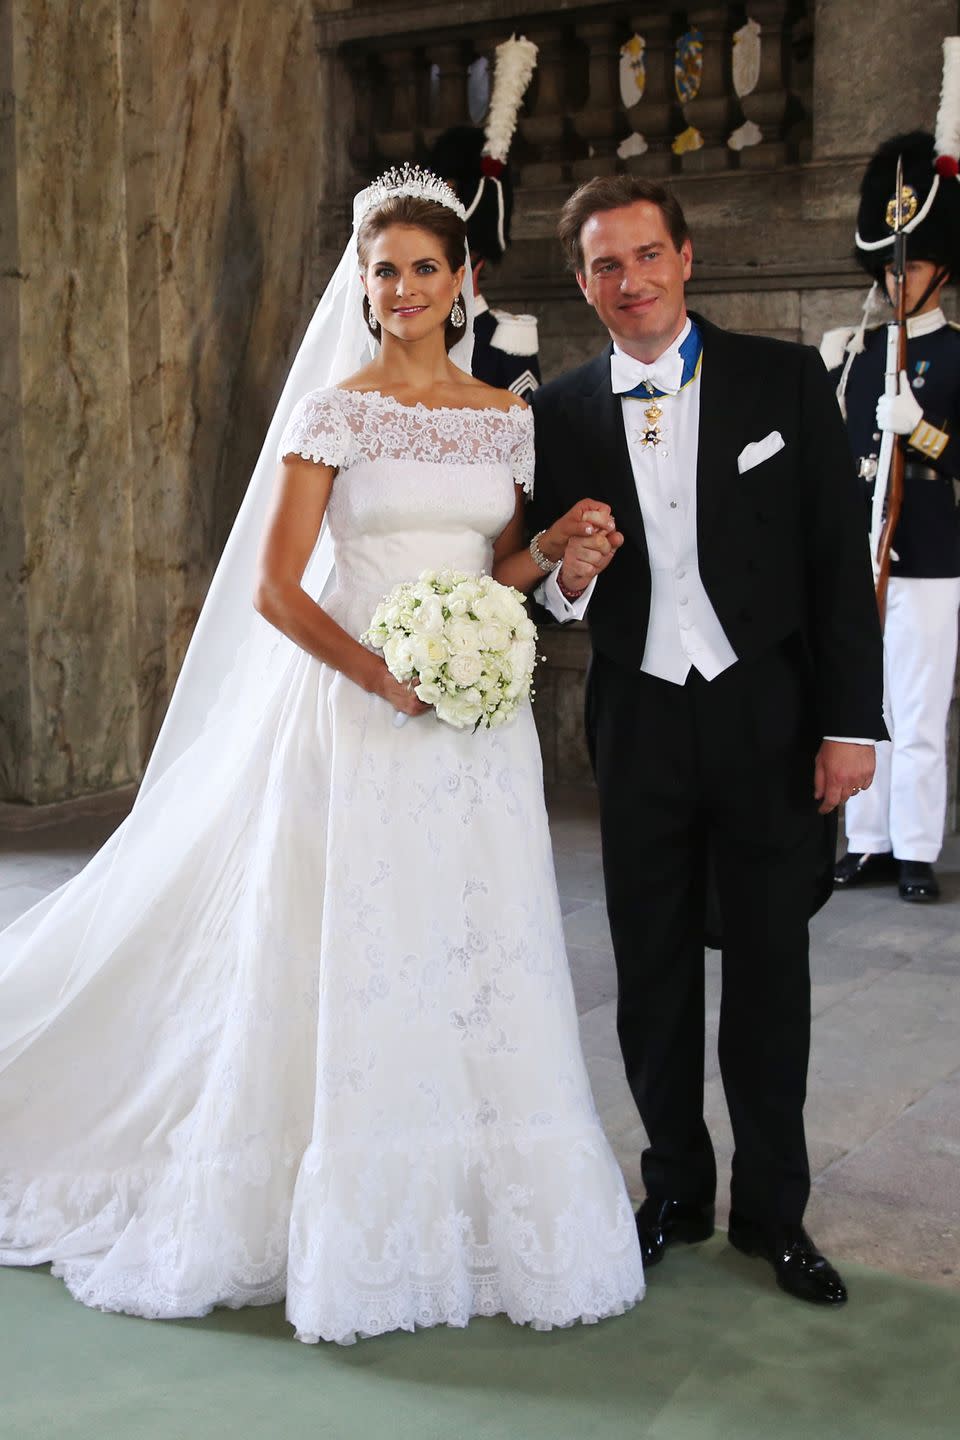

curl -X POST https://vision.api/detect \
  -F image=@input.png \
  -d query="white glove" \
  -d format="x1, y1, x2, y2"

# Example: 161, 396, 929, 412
876, 372, 923, 435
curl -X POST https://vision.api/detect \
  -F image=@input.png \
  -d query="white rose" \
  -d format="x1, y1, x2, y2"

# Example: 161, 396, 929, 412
471, 592, 500, 624
447, 653, 483, 687
504, 640, 535, 699
437, 694, 483, 729
446, 616, 482, 653
478, 619, 511, 653
435, 568, 464, 592
413, 594, 445, 635
515, 614, 536, 641
446, 583, 478, 616
410, 634, 448, 671
480, 582, 523, 623
510, 638, 536, 675
415, 680, 442, 705
382, 635, 414, 678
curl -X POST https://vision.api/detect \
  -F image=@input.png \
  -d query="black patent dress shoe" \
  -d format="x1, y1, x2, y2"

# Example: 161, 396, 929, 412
898, 860, 940, 902
635, 1196, 715, 1268
728, 1213, 848, 1305
833, 850, 898, 887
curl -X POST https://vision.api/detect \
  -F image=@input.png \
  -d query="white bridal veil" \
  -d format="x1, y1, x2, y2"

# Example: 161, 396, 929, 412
0, 167, 475, 1060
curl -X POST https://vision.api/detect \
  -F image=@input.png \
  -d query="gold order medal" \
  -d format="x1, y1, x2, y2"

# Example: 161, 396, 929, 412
885, 184, 918, 230
640, 398, 664, 448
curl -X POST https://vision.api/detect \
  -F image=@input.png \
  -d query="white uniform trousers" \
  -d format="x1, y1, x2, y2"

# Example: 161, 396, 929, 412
845, 575, 960, 862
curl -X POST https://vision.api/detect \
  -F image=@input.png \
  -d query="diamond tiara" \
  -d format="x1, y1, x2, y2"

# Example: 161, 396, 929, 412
355, 164, 467, 224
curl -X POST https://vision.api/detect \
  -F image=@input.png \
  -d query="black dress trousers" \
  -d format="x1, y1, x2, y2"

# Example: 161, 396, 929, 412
587, 638, 821, 1228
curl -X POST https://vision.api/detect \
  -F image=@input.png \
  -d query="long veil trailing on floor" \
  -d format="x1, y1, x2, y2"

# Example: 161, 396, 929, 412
0, 173, 476, 1062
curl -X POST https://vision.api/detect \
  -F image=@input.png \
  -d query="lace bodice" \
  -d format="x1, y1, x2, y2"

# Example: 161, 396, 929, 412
279, 386, 534, 487
277, 388, 534, 623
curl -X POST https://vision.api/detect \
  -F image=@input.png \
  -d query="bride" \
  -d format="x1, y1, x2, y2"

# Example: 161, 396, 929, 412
0, 166, 643, 1344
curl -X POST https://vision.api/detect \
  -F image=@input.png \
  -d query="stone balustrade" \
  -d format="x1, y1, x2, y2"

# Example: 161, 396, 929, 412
316, 1, 813, 195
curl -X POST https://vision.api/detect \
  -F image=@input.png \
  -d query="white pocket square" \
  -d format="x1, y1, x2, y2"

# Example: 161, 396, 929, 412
737, 430, 785, 474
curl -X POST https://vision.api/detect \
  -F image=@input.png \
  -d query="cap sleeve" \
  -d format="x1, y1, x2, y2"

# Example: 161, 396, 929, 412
510, 406, 535, 497
277, 388, 350, 469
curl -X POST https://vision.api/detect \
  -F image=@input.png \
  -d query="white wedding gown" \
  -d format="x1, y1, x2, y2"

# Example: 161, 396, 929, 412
0, 389, 643, 1343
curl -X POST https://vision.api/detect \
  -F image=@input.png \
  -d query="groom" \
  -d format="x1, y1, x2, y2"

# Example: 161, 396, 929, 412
530, 176, 885, 1305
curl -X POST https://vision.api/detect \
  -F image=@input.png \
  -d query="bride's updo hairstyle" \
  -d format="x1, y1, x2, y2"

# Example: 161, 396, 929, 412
357, 193, 468, 351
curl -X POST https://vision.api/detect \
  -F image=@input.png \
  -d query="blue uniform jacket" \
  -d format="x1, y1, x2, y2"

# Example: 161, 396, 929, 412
830, 320, 960, 578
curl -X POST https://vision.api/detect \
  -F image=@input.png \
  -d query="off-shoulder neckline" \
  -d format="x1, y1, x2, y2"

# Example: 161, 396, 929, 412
331, 386, 529, 420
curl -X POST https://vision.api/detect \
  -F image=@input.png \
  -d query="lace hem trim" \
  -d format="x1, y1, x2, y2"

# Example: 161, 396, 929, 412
1, 1128, 644, 1344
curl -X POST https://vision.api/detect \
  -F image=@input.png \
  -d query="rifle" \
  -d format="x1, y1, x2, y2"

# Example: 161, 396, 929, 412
873, 156, 909, 626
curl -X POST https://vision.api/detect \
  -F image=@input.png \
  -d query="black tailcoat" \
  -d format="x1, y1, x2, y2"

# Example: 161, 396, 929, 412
530, 313, 885, 1224
531, 314, 885, 741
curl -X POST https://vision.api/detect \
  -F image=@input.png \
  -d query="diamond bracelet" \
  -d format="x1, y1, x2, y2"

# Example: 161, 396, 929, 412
529, 530, 561, 574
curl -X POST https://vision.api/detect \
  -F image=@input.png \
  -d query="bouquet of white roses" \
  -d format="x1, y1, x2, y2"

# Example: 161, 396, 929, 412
362, 569, 538, 730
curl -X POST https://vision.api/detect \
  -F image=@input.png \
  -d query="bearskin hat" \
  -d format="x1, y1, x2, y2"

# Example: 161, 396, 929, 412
428, 126, 514, 265
855, 130, 960, 282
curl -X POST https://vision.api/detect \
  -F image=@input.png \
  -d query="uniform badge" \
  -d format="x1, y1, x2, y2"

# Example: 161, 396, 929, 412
885, 184, 918, 230
912, 360, 930, 390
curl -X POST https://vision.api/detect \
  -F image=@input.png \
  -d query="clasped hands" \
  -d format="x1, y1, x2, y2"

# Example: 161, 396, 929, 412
540, 500, 624, 594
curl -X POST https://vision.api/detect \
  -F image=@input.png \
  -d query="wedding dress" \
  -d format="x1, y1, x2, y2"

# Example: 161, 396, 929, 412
0, 385, 644, 1343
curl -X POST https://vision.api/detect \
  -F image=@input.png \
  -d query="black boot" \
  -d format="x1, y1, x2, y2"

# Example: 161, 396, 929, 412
833, 850, 897, 887
898, 860, 940, 902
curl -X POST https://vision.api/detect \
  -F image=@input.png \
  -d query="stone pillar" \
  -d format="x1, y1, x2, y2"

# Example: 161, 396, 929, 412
0, 0, 323, 804
1, 0, 140, 803
739, 0, 791, 170
379, 46, 419, 162
623, 13, 678, 180
0, 12, 27, 800
519, 24, 568, 185
679, 6, 736, 174
571, 18, 624, 181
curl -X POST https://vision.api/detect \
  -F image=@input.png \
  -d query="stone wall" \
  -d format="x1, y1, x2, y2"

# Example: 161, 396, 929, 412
0, 0, 326, 802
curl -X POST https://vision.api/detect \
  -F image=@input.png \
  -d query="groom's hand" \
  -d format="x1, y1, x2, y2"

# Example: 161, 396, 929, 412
540, 499, 617, 563
561, 525, 624, 593
813, 740, 876, 815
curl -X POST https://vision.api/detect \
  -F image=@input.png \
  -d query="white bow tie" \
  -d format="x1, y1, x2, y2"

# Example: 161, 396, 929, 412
610, 347, 684, 397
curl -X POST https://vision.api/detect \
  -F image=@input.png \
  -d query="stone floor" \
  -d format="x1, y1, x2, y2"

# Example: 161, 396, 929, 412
1, 784, 958, 1290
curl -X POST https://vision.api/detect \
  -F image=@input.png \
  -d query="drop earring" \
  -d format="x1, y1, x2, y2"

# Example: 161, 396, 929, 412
363, 296, 380, 336
450, 296, 465, 328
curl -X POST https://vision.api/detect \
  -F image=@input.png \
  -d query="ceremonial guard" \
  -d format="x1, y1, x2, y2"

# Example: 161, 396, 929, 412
430, 37, 541, 400
824, 114, 960, 902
